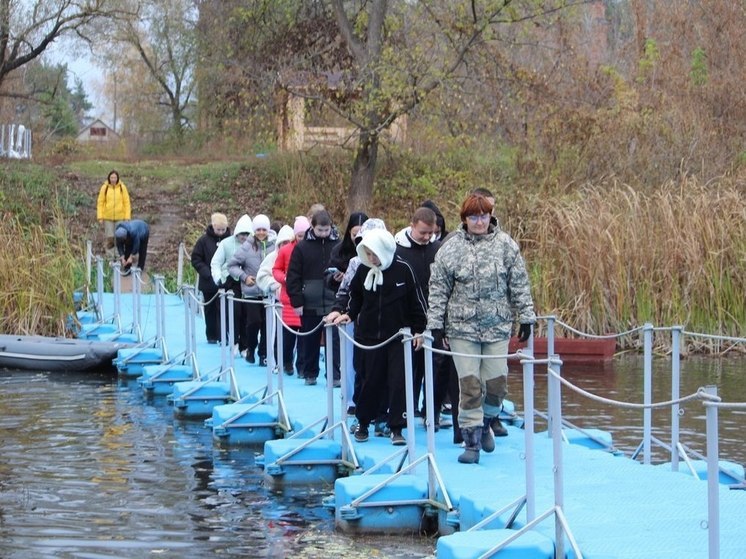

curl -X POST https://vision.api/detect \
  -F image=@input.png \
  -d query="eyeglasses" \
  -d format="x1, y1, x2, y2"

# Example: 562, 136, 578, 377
466, 214, 490, 223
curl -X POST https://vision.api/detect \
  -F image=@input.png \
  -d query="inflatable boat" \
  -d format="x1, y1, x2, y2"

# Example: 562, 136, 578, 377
0, 334, 131, 373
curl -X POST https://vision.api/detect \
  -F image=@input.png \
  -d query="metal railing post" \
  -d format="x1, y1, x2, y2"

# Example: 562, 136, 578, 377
401, 327, 416, 469
522, 355, 536, 521
228, 293, 236, 371
183, 286, 193, 356
265, 299, 276, 402
423, 330, 436, 457
671, 326, 683, 471
324, 323, 335, 439
642, 323, 653, 465
548, 354, 565, 559
96, 257, 105, 319
704, 385, 719, 559
177, 242, 185, 290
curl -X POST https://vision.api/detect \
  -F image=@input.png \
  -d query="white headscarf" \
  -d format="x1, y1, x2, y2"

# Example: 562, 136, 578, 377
356, 229, 396, 291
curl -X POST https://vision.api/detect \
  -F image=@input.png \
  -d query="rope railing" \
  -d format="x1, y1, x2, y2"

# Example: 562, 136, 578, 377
538, 315, 644, 339
546, 368, 721, 409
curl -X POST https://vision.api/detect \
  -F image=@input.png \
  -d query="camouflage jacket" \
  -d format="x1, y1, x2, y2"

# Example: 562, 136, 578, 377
427, 222, 535, 342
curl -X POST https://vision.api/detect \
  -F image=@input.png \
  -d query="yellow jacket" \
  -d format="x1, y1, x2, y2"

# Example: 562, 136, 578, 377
97, 182, 131, 221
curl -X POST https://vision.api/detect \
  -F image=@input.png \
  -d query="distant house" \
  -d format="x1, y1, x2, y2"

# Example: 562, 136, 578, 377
76, 119, 120, 144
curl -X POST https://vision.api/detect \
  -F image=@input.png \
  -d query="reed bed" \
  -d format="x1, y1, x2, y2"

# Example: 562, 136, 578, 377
0, 214, 81, 336
528, 178, 746, 353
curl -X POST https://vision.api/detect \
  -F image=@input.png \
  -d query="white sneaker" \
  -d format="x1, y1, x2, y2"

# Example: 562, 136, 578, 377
439, 413, 453, 428
240, 349, 247, 358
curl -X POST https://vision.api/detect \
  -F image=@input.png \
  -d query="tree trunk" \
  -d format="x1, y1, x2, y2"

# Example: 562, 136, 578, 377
347, 130, 378, 214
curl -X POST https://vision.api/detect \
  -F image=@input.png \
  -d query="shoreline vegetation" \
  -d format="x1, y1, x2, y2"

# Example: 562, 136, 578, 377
1, 152, 744, 354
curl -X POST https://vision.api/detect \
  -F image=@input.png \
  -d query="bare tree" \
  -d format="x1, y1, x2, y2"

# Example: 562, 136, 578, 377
0, 0, 127, 93
99, 0, 197, 138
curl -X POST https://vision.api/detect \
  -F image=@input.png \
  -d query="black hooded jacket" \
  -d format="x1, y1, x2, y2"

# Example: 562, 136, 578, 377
286, 227, 340, 315
191, 224, 231, 293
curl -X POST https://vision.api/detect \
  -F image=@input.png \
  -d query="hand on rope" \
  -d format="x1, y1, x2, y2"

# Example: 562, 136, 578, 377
412, 332, 424, 351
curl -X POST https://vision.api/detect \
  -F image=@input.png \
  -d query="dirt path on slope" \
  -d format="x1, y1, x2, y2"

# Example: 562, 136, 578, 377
65, 166, 273, 275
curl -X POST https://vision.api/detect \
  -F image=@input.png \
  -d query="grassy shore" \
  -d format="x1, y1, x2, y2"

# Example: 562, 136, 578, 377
1, 154, 744, 352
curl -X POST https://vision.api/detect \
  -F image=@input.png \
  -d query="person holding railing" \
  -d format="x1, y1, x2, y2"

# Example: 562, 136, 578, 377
327, 228, 427, 446
427, 193, 535, 464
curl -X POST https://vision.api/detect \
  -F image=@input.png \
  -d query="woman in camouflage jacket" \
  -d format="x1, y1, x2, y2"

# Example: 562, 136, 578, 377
427, 193, 535, 464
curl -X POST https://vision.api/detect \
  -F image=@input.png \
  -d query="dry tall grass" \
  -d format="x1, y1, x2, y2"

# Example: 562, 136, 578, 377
0, 214, 80, 336
528, 178, 746, 352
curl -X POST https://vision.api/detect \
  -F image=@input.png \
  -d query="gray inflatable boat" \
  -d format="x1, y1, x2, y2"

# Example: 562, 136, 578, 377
0, 334, 132, 372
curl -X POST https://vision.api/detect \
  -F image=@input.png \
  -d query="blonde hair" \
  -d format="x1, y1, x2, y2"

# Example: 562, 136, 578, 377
211, 212, 228, 229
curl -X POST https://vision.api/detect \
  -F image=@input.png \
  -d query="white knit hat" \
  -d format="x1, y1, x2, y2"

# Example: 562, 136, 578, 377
252, 214, 270, 232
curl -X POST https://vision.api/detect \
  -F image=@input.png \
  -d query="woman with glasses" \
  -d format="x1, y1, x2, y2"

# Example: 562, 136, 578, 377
427, 193, 535, 464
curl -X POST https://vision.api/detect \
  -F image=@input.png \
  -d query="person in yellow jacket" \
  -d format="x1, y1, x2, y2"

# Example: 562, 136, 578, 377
97, 170, 131, 255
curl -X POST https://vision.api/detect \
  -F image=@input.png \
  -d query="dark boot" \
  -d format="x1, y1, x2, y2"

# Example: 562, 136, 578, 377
458, 427, 482, 464
481, 417, 495, 453
490, 416, 508, 437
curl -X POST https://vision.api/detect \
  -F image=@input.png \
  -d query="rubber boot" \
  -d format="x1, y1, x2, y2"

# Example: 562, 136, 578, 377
490, 416, 508, 437
481, 417, 495, 453
458, 427, 482, 464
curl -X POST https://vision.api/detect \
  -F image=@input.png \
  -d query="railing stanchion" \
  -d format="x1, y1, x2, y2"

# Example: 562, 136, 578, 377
671, 326, 683, 471
642, 323, 653, 465
324, 323, 335, 439
548, 354, 565, 559
704, 385, 719, 559
401, 327, 416, 470
522, 354, 536, 522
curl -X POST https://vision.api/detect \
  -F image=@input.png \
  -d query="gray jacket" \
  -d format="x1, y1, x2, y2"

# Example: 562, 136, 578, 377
427, 222, 535, 342
227, 237, 276, 298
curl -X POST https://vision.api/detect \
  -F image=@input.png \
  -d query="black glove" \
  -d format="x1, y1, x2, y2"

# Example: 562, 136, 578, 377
431, 329, 445, 348
517, 323, 532, 343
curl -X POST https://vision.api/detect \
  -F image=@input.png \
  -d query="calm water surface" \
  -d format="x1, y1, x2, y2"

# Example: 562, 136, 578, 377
0, 356, 743, 558
0, 370, 434, 559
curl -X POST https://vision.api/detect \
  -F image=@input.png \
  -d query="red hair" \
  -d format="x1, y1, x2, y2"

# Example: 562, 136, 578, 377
459, 194, 494, 222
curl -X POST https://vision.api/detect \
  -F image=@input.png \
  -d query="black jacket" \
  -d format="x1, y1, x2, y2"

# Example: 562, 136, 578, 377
191, 225, 231, 293
344, 256, 427, 342
286, 228, 340, 315
395, 230, 441, 300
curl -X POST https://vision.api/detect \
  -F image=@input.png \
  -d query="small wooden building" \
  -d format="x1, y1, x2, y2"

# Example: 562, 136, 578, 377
76, 119, 120, 144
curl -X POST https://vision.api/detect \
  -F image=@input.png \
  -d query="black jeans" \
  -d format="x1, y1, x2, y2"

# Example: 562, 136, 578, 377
299, 314, 339, 380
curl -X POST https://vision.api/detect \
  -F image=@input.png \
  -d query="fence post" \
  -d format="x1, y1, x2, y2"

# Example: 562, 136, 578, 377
522, 355, 536, 522
402, 327, 416, 470
671, 326, 683, 471
548, 354, 565, 559
704, 385, 719, 559
177, 242, 185, 290
642, 323, 653, 465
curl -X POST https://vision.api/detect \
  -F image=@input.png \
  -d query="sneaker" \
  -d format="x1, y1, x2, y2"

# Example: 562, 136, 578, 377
207, 339, 218, 344
283, 365, 294, 376
346, 405, 356, 417
239, 349, 247, 358
354, 425, 369, 442
304, 377, 317, 386
246, 352, 256, 364
391, 430, 406, 446
439, 413, 453, 428
374, 422, 390, 437
332, 379, 341, 388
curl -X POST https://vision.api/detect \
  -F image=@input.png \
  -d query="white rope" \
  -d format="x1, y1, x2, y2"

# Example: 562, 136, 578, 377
547, 367, 721, 409
544, 317, 644, 339
682, 330, 746, 344
335, 323, 403, 350
269, 306, 325, 337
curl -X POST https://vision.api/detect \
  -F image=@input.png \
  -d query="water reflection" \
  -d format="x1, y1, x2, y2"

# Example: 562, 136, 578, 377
0, 370, 434, 559
509, 355, 746, 467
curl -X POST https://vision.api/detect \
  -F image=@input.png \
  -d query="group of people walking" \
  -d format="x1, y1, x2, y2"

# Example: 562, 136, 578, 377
190, 189, 535, 465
